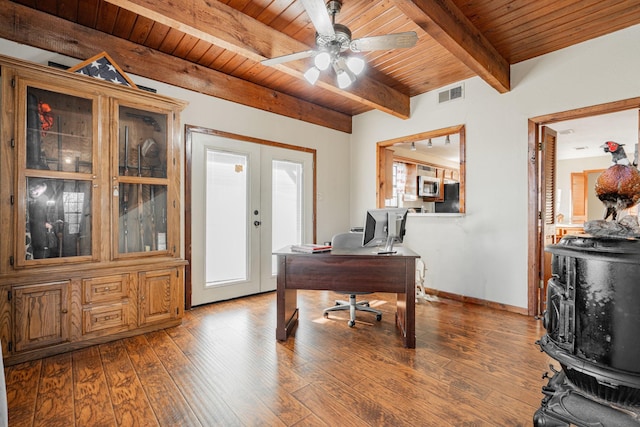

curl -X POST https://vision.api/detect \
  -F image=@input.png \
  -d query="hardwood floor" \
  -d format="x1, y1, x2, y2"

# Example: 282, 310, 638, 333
4, 290, 554, 426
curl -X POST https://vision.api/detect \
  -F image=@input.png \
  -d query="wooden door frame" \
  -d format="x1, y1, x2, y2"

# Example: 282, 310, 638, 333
527, 97, 640, 317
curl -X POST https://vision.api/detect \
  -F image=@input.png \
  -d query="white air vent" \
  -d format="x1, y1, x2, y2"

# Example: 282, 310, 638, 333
438, 84, 464, 104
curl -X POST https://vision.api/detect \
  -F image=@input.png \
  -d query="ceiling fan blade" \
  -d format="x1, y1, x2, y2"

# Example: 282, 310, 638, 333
300, 0, 335, 37
350, 31, 418, 52
262, 50, 315, 66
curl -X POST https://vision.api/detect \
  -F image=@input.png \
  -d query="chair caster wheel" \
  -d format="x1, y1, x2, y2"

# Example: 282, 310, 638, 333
376, 314, 382, 321
348, 320, 355, 327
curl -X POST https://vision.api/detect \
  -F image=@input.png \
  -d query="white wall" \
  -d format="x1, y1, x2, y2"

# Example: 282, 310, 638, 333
0, 39, 352, 285
351, 24, 640, 309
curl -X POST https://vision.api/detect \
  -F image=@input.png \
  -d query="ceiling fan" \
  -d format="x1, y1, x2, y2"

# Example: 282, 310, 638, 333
261, 0, 418, 88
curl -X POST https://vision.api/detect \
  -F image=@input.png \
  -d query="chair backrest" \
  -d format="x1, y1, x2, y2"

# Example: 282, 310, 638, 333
331, 232, 364, 249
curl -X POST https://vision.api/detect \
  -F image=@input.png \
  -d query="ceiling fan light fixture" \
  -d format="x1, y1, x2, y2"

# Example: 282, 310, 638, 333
314, 51, 332, 70
346, 56, 365, 75
334, 57, 356, 88
261, 0, 419, 92
304, 66, 321, 85
336, 69, 353, 88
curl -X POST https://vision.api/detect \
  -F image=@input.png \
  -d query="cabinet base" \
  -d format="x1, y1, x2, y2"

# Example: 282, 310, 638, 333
3, 318, 181, 366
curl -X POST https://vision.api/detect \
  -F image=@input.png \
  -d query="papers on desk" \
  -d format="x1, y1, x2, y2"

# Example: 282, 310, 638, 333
291, 243, 332, 253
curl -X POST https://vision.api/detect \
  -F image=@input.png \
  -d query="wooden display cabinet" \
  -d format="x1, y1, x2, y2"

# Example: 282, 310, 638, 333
0, 54, 187, 365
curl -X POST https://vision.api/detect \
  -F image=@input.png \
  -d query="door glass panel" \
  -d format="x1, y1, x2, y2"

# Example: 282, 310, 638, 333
26, 178, 92, 259
26, 87, 93, 172
271, 160, 304, 274
205, 150, 248, 286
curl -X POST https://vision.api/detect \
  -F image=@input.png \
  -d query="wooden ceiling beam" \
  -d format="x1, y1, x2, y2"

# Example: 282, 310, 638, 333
0, 0, 352, 133
104, 0, 412, 119
394, 0, 510, 93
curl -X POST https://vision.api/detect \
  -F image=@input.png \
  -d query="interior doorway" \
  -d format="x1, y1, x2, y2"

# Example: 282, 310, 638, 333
528, 98, 640, 317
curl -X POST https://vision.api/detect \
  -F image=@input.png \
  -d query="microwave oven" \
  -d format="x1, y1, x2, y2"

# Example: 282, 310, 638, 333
418, 175, 441, 197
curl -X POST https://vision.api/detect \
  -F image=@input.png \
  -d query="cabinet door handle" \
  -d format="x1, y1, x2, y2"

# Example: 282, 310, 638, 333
61, 308, 68, 314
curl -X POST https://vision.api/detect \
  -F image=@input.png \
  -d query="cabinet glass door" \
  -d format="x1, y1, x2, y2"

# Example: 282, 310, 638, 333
118, 183, 167, 253
118, 106, 167, 179
25, 87, 93, 172
20, 84, 96, 263
115, 105, 170, 256
26, 178, 92, 259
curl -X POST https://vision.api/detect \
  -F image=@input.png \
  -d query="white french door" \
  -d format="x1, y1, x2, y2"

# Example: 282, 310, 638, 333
191, 132, 313, 306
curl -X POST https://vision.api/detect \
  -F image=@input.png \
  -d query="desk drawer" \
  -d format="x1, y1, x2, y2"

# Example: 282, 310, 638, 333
83, 302, 129, 334
83, 274, 129, 304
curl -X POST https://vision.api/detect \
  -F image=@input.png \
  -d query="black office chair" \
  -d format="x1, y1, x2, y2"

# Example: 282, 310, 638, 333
323, 232, 383, 327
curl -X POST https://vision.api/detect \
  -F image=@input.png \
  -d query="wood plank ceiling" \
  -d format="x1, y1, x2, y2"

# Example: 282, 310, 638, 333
2, 0, 640, 133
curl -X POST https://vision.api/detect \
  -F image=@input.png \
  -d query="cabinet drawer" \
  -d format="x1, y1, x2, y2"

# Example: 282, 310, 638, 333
83, 302, 129, 334
83, 274, 129, 304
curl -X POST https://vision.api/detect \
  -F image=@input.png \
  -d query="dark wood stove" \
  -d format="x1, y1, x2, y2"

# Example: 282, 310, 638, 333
535, 234, 640, 426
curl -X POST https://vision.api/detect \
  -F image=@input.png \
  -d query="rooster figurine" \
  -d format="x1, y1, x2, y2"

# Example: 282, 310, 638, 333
595, 141, 640, 220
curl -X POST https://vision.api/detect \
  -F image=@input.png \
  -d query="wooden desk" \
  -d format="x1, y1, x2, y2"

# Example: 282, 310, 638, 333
275, 246, 420, 348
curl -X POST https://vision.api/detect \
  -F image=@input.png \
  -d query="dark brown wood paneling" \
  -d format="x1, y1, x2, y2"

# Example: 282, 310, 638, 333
94, 0, 119, 33
57, 0, 79, 21
76, 0, 100, 27
128, 14, 153, 44
112, 6, 137, 39
157, 27, 185, 54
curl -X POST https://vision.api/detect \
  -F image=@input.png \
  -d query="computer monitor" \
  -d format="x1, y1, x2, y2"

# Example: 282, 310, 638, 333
362, 208, 408, 254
